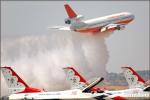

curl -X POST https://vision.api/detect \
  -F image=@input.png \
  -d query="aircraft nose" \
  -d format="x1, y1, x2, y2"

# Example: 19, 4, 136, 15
127, 12, 135, 20
124, 12, 135, 20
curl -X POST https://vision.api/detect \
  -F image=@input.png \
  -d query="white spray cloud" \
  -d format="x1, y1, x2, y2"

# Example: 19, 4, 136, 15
1, 31, 111, 96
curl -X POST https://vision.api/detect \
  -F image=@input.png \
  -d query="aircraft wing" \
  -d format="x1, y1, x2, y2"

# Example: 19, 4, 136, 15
101, 24, 125, 32
49, 26, 71, 31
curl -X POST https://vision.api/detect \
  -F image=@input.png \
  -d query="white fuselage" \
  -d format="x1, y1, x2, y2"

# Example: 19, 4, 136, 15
8, 88, 150, 100
105, 88, 150, 100
71, 12, 134, 32
85, 12, 133, 27
8, 89, 105, 100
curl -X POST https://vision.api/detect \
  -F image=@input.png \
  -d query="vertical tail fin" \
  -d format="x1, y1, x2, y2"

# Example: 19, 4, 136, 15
64, 4, 84, 25
63, 67, 105, 92
1, 66, 43, 94
63, 67, 88, 89
122, 66, 145, 89
64, 4, 77, 18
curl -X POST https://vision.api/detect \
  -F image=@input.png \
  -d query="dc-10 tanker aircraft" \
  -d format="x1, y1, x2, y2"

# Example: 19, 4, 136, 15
0, 66, 106, 100
50, 4, 134, 34
63, 66, 150, 100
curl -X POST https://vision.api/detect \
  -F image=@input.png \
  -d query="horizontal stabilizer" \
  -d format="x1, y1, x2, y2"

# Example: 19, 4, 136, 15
49, 26, 71, 31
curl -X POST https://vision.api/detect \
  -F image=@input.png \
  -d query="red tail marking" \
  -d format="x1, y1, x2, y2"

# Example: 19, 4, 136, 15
63, 67, 87, 83
64, 4, 77, 18
3, 67, 29, 87
1, 66, 44, 93
17, 87, 43, 93
123, 66, 145, 83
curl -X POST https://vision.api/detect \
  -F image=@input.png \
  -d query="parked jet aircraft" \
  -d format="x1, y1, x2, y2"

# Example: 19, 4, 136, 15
1, 66, 107, 100
63, 66, 150, 100
50, 4, 134, 34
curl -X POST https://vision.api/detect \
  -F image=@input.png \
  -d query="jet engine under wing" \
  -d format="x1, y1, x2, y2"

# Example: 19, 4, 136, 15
101, 24, 125, 32
49, 26, 71, 31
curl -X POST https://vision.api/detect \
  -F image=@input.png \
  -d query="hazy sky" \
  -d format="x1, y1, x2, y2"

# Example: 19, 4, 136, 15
1, 1, 149, 72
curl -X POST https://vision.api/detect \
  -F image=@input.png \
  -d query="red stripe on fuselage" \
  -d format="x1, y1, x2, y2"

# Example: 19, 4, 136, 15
116, 19, 133, 25
17, 87, 44, 94
113, 96, 127, 100
76, 27, 101, 33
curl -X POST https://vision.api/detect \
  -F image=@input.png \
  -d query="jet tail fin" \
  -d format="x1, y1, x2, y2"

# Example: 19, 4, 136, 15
122, 66, 146, 89
63, 67, 88, 89
1, 66, 43, 94
64, 4, 77, 18
64, 4, 84, 24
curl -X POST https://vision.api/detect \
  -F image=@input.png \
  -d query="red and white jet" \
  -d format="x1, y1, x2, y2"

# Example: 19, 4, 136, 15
50, 4, 134, 34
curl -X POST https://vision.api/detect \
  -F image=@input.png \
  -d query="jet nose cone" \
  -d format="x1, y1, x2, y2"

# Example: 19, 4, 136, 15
124, 12, 135, 19
127, 12, 135, 20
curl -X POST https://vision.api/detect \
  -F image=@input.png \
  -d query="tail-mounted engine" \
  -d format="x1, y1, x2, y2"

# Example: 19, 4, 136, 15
65, 15, 84, 24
